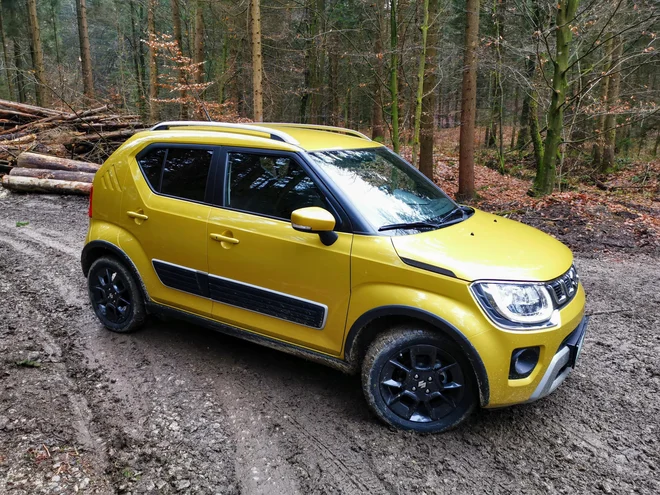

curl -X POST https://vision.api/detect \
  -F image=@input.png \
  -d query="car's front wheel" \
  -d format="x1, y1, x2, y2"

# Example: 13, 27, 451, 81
362, 327, 477, 433
87, 256, 146, 333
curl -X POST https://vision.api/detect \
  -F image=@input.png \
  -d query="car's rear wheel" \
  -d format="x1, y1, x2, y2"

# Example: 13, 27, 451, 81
88, 256, 146, 333
362, 327, 477, 433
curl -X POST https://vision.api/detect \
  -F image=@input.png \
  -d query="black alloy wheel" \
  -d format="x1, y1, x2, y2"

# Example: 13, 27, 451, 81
362, 327, 477, 433
379, 344, 465, 423
88, 256, 146, 333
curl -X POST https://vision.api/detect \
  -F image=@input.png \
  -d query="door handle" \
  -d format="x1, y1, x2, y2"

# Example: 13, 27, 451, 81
210, 233, 240, 244
127, 210, 149, 221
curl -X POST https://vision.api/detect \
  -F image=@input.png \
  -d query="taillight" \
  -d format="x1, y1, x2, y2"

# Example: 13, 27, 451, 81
88, 185, 93, 218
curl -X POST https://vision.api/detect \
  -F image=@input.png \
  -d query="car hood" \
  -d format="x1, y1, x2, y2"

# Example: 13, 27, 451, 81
391, 209, 573, 282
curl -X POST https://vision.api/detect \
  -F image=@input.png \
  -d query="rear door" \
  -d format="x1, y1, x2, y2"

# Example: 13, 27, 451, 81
206, 149, 353, 355
119, 144, 217, 316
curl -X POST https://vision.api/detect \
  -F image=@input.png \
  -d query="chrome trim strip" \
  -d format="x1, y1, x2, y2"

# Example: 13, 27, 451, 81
151, 258, 328, 330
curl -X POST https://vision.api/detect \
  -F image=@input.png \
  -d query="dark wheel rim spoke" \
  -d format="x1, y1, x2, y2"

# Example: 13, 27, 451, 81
379, 343, 465, 424
90, 265, 132, 325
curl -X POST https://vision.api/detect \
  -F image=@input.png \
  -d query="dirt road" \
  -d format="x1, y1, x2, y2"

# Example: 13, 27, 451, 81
1, 192, 658, 494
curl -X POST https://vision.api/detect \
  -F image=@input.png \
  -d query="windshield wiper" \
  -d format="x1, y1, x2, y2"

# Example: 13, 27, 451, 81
378, 221, 439, 232
432, 205, 472, 226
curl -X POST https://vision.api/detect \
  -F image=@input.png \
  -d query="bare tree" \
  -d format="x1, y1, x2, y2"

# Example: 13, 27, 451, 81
171, 0, 187, 117
193, 0, 204, 87
534, 0, 579, 196
147, 0, 158, 121
458, 0, 480, 201
76, 0, 94, 99
250, 0, 263, 121
0, 4, 14, 99
419, 0, 440, 179
25, 0, 48, 105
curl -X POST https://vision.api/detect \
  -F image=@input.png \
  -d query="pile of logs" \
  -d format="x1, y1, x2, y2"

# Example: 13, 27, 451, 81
0, 98, 147, 167
1, 152, 98, 195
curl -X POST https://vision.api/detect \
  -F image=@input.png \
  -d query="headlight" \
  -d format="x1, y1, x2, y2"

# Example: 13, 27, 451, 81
471, 282, 555, 328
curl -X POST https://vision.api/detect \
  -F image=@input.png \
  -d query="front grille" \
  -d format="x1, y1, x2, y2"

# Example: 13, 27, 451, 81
546, 265, 579, 307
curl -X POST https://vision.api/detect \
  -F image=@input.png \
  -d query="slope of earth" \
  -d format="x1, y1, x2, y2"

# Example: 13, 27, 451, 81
0, 191, 658, 494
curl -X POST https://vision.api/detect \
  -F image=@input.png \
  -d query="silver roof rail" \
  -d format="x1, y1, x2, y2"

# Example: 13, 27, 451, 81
150, 121, 300, 146
262, 123, 371, 141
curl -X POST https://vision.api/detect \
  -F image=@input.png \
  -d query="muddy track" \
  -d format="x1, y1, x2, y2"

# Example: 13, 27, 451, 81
1, 192, 659, 494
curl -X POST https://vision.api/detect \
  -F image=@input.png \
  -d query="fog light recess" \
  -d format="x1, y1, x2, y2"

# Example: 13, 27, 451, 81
509, 347, 540, 379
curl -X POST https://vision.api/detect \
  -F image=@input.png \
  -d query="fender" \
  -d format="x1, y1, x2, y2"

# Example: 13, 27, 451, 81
344, 305, 490, 406
81, 239, 151, 302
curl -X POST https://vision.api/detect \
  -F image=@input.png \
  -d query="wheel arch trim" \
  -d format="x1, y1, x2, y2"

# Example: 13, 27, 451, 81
81, 240, 151, 302
344, 305, 490, 406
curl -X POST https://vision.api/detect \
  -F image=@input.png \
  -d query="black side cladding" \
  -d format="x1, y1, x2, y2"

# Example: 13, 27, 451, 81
152, 260, 209, 298
208, 275, 325, 329
152, 259, 326, 329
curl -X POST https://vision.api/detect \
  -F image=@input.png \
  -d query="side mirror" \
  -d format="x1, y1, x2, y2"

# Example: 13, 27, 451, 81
291, 207, 338, 246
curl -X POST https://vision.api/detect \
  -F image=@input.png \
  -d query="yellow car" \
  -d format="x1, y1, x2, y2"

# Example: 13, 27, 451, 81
82, 122, 587, 433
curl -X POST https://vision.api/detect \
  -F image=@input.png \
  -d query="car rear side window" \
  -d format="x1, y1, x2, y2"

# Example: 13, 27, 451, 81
226, 152, 328, 220
137, 147, 213, 203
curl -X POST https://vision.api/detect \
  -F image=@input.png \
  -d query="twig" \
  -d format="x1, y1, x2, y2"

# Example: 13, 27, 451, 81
586, 308, 631, 316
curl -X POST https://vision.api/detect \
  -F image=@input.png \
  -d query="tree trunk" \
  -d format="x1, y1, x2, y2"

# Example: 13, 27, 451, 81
411, 0, 430, 168
49, 0, 64, 90
129, 0, 146, 118
217, 29, 228, 107
9, 167, 95, 183
147, 0, 158, 122
250, 0, 263, 122
26, 0, 48, 106
171, 0, 188, 118
13, 40, 26, 103
534, 0, 579, 196
371, 2, 385, 141
0, 5, 14, 100
419, 0, 439, 179
389, 0, 400, 153
593, 36, 612, 169
510, 86, 519, 149
457, 0, 480, 201
529, 85, 544, 171
75, 0, 94, 100
329, 42, 339, 126
193, 0, 204, 86
17, 152, 100, 173
1, 175, 91, 195
601, 37, 623, 174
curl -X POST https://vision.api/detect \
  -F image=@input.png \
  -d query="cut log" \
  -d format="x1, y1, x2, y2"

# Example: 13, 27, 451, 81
1, 175, 91, 195
0, 98, 66, 117
17, 152, 100, 173
9, 167, 95, 183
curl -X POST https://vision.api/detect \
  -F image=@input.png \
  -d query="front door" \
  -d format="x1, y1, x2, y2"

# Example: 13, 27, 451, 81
207, 150, 352, 355
119, 145, 215, 316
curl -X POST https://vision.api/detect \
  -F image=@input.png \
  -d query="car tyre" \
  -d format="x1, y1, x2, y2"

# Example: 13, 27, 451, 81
87, 256, 146, 333
362, 326, 477, 433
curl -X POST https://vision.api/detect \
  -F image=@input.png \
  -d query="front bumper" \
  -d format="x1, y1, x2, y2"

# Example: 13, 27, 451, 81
527, 315, 588, 402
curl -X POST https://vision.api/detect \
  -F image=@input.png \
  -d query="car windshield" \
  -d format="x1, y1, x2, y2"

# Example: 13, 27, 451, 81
309, 147, 458, 232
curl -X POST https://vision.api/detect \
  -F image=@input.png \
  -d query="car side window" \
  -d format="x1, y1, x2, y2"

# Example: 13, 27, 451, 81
226, 152, 329, 220
137, 147, 213, 203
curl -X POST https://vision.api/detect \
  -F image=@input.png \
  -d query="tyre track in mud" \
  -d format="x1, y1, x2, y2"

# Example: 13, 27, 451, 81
1, 193, 659, 494
0, 198, 385, 494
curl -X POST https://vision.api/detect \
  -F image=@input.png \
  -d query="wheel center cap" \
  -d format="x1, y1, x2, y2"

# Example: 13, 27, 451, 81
417, 380, 427, 389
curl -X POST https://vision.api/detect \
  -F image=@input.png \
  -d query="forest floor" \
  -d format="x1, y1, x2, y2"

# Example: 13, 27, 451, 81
0, 158, 659, 494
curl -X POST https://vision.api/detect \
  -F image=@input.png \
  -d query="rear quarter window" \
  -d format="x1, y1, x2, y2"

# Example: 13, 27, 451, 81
136, 146, 213, 203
